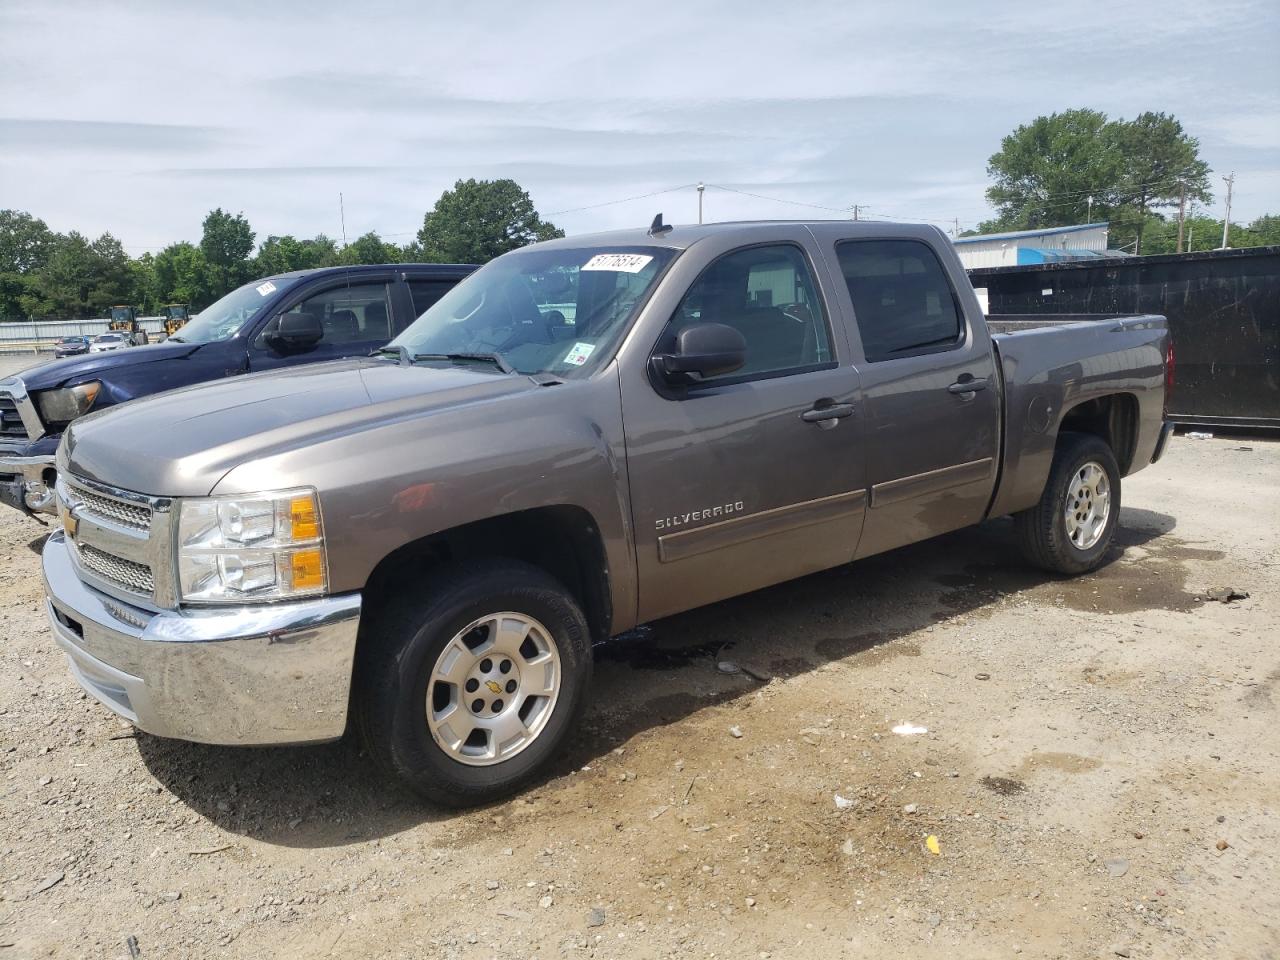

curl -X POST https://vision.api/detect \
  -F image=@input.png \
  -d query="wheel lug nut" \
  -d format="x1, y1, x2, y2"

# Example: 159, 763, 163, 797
492, 699, 504, 712
480, 658, 493, 673
471, 698, 484, 713
465, 679, 479, 693
500, 659, 512, 674
505, 679, 517, 693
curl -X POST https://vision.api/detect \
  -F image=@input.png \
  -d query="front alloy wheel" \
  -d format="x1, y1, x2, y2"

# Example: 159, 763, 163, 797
426, 612, 561, 766
356, 560, 591, 807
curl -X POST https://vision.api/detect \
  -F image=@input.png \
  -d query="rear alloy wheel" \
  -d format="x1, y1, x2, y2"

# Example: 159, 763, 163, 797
1015, 432, 1121, 575
356, 561, 591, 807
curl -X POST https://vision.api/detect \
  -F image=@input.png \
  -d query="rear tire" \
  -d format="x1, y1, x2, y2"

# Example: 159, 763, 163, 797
1015, 432, 1121, 575
355, 560, 592, 807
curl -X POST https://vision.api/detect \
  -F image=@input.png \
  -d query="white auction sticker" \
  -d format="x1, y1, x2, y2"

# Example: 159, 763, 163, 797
581, 253, 653, 273
563, 341, 596, 366
256, 280, 277, 296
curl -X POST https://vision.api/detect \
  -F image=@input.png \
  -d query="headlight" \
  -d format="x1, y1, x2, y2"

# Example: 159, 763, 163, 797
36, 382, 101, 423
177, 488, 327, 603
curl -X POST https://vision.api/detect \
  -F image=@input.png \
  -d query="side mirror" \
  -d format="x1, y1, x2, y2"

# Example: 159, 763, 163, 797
267, 312, 323, 352
652, 323, 747, 384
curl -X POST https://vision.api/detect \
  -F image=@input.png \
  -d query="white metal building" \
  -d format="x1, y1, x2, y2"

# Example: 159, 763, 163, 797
952, 222, 1113, 269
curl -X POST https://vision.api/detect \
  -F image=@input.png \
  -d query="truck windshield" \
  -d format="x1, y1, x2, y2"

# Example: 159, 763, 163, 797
169, 277, 298, 344
391, 246, 677, 377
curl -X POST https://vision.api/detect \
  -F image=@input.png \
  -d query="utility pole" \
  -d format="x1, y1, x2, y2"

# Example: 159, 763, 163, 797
851, 204, 860, 221
953, 218, 960, 237
696, 182, 704, 225
1086, 195, 1093, 223
1220, 172, 1235, 249
1176, 182, 1186, 254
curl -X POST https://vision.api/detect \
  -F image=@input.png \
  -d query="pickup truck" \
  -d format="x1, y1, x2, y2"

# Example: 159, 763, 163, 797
0, 263, 475, 518
40, 221, 1174, 806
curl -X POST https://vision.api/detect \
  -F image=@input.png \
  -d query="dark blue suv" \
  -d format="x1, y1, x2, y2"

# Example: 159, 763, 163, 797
0, 262, 475, 517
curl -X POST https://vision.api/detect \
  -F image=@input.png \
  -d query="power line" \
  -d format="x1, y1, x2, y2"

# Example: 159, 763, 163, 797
545, 184, 699, 217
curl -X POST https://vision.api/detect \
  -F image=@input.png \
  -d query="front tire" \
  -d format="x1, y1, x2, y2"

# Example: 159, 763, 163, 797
355, 561, 592, 807
1015, 432, 1121, 575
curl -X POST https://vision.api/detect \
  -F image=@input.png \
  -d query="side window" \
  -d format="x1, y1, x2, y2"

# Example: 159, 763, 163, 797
262, 282, 391, 346
408, 279, 456, 318
666, 244, 832, 380
835, 240, 963, 362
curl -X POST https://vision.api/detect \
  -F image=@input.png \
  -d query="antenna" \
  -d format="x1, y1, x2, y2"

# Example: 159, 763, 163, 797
339, 192, 348, 248
648, 213, 673, 237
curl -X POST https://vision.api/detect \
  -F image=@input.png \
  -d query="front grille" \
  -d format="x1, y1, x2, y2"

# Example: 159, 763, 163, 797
72, 485, 152, 531
78, 543, 155, 596
0, 393, 27, 439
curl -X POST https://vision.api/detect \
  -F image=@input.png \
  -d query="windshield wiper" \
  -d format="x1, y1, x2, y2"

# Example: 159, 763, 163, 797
167, 335, 185, 343
413, 352, 516, 375
375, 345, 414, 366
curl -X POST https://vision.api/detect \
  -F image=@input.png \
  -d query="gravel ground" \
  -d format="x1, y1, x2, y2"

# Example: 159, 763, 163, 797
0, 360, 1276, 957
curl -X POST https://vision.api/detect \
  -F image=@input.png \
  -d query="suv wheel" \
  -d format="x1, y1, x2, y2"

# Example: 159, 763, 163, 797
1015, 432, 1121, 575
356, 561, 592, 807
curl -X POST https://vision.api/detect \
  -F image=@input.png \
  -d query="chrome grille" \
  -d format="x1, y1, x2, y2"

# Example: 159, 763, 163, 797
78, 543, 155, 596
0, 392, 27, 439
71, 484, 152, 531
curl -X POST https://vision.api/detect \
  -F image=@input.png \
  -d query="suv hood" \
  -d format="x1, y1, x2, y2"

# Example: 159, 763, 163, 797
16, 340, 202, 391
64, 358, 539, 495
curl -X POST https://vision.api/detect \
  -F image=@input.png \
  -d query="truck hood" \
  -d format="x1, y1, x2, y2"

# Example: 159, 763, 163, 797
64, 358, 539, 495
16, 340, 202, 391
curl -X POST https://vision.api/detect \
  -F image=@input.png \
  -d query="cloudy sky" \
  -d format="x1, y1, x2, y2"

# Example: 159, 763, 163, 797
2, 0, 1277, 254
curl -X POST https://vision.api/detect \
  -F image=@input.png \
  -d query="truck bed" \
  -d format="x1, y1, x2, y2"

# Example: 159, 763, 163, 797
986, 313, 1143, 335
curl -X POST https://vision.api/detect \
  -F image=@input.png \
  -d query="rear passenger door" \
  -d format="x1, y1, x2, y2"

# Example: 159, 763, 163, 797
828, 235, 1000, 559
249, 278, 395, 371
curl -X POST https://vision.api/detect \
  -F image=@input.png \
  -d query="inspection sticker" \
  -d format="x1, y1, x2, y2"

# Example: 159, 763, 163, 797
564, 341, 596, 366
581, 253, 653, 273
256, 280, 277, 296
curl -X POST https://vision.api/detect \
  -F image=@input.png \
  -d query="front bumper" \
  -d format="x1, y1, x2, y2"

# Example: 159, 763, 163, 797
42, 530, 361, 745
0, 452, 56, 515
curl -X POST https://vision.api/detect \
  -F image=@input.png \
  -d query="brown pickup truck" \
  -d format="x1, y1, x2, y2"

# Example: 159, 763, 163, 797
42, 220, 1173, 805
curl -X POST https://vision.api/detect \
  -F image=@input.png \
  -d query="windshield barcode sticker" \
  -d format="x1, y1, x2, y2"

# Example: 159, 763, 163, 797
582, 253, 653, 273
564, 342, 595, 366
256, 281, 277, 296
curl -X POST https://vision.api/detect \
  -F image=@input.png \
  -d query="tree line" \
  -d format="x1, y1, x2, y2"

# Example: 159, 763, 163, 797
978, 108, 1279, 254
0, 178, 562, 321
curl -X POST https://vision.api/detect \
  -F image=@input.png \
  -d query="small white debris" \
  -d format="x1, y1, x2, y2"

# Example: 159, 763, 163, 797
892, 723, 928, 736
834, 794, 856, 810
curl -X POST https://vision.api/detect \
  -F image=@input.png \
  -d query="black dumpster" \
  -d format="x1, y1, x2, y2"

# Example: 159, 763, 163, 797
970, 246, 1280, 429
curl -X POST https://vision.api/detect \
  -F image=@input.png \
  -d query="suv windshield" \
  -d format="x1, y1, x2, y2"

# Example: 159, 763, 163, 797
169, 277, 298, 344
391, 246, 676, 377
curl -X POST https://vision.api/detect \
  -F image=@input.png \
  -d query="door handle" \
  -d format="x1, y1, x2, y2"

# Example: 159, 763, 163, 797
947, 377, 988, 395
801, 402, 855, 424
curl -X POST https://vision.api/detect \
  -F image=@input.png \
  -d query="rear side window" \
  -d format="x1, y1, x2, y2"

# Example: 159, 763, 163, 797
408, 279, 456, 317
836, 240, 963, 362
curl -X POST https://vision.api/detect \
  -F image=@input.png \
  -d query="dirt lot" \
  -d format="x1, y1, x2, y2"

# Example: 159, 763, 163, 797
0, 365, 1276, 957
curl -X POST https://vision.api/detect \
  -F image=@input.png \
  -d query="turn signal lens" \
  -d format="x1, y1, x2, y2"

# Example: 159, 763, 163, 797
289, 548, 326, 591
290, 495, 319, 540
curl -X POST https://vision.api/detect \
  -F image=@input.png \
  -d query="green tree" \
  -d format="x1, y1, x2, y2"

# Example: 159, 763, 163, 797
983, 109, 1124, 231
154, 242, 214, 308
417, 178, 563, 264
200, 208, 255, 297
255, 234, 339, 275
37, 231, 133, 318
1109, 112, 1211, 254
0, 209, 58, 274
335, 231, 403, 265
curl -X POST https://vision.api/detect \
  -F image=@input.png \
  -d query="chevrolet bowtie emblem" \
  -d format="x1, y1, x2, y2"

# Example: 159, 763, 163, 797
485, 680, 502, 694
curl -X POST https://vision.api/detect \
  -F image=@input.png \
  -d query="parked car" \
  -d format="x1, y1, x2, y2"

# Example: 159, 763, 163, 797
53, 336, 91, 359
89, 332, 131, 353
0, 263, 475, 517
40, 221, 1173, 806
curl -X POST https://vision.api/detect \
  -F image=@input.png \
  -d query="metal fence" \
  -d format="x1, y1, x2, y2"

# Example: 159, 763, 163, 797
0, 318, 168, 355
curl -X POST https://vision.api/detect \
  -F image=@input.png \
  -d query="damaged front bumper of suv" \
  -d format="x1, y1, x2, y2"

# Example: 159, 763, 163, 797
42, 530, 362, 745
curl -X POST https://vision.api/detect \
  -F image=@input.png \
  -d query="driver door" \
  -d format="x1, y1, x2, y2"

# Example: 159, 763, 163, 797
250, 279, 395, 371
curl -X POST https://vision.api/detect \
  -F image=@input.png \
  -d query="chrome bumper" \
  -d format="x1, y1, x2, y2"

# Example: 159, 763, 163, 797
0, 452, 56, 515
42, 530, 361, 746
